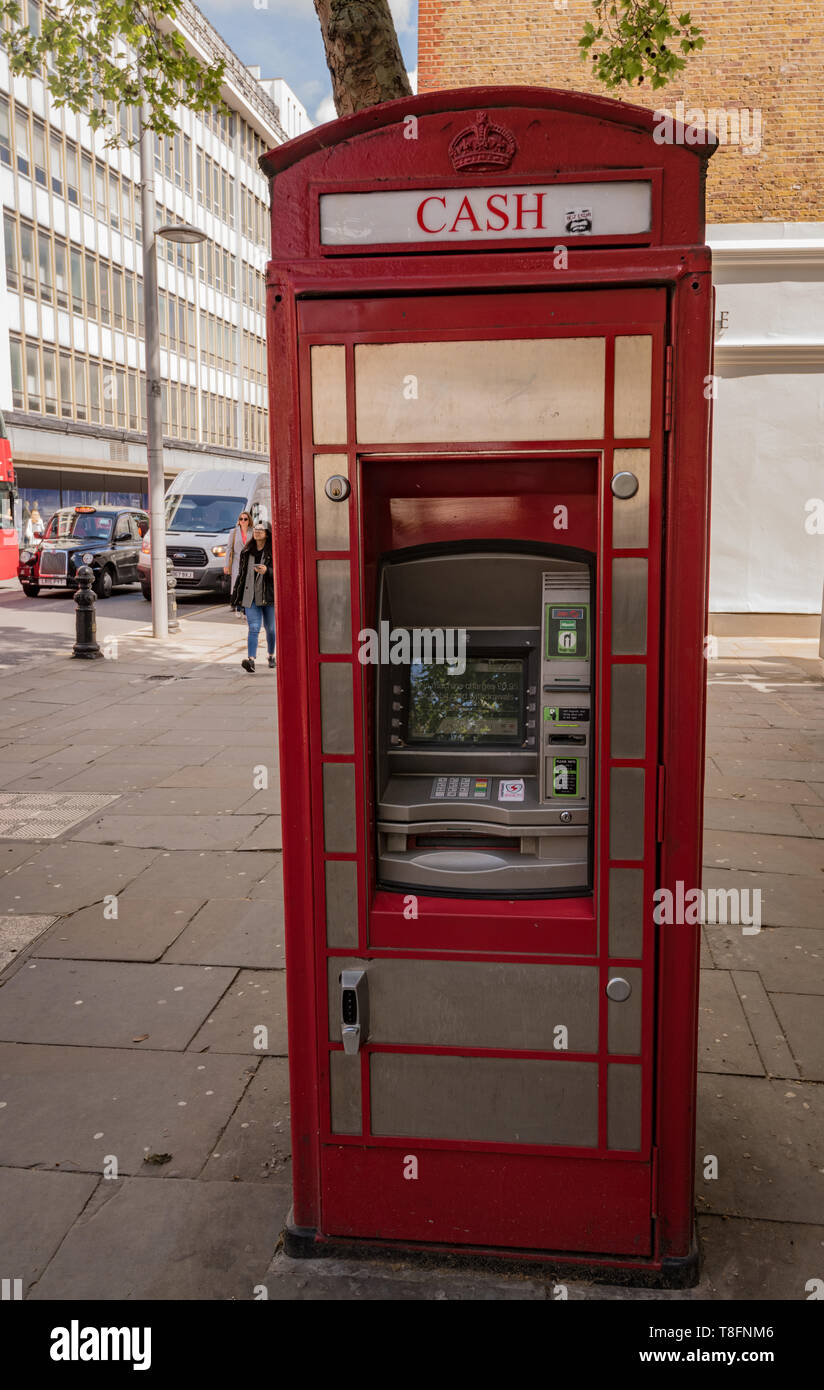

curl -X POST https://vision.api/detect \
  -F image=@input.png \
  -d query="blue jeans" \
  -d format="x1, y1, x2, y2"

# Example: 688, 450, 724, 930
245, 602, 275, 659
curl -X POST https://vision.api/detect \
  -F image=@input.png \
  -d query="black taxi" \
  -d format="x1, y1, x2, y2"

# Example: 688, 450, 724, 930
18, 505, 150, 599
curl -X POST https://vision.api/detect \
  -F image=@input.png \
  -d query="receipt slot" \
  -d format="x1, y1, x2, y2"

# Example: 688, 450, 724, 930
262, 87, 715, 1283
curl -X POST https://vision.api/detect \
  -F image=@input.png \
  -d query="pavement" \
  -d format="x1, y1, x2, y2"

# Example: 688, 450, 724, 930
0, 606, 821, 1302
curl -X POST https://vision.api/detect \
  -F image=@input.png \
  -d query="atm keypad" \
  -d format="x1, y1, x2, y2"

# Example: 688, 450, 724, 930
430, 776, 492, 801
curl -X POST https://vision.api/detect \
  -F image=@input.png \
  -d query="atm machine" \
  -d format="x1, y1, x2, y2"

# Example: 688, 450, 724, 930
376, 549, 593, 897
262, 85, 715, 1282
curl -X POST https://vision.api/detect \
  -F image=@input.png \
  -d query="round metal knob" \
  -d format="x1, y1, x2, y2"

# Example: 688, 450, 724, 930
611, 471, 639, 499
606, 977, 632, 1002
324, 475, 351, 501
559, 810, 573, 824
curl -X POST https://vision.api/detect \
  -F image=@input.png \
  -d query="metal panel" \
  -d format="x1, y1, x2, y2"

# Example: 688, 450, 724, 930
608, 967, 643, 1055
355, 337, 605, 443
614, 336, 652, 438
325, 859, 358, 949
317, 559, 351, 653
611, 558, 648, 655
323, 763, 357, 853
610, 664, 646, 759
608, 867, 645, 958
609, 768, 645, 861
314, 454, 350, 551
310, 344, 347, 444
607, 1063, 643, 1150
611, 448, 650, 549
326, 958, 598, 1051
329, 1050, 361, 1134
371, 1053, 598, 1147
320, 663, 354, 754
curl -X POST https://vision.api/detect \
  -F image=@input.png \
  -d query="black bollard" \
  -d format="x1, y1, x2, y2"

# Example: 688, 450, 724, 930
72, 566, 103, 659
166, 557, 181, 633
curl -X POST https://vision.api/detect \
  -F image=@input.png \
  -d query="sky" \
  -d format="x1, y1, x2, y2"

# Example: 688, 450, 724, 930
194, 0, 419, 127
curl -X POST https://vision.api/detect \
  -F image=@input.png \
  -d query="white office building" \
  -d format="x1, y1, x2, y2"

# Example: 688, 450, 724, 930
0, 0, 308, 524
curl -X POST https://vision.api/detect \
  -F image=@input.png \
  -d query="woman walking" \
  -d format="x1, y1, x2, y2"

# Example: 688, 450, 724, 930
232, 520, 276, 672
224, 510, 251, 615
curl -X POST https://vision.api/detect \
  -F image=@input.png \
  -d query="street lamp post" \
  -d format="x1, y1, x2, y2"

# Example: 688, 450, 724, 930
138, 109, 206, 639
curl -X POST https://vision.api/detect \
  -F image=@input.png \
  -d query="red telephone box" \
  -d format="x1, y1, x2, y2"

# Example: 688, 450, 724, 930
261, 87, 715, 1283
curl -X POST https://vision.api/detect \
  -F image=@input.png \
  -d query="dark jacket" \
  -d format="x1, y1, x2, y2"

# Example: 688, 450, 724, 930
232, 542, 274, 608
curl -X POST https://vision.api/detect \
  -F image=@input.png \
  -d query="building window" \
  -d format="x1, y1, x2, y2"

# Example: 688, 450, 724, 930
65, 144, 79, 205
128, 371, 138, 430
42, 347, 57, 414
99, 261, 110, 325
10, 339, 24, 408
49, 133, 63, 197
109, 171, 119, 232
74, 356, 86, 420
70, 246, 83, 314
0, 96, 11, 167
95, 162, 106, 222
15, 107, 30, 177
88, 358, 100, 422
59, 350, 72, 418
37, 228, 53, 303
54, 238, 68, 309
25, 344, 41, 411
112, 266, 123, 329
4, 214, 18, 292
85, 253, 97, 317
20, 222, 35, 296
32, 119, 47, 186
103, 365, 114, 424
81, 153, 93, 214
125, 272, 135, 333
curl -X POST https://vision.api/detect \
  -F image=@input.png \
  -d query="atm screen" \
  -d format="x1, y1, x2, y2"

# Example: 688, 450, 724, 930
406, 657, 525, 745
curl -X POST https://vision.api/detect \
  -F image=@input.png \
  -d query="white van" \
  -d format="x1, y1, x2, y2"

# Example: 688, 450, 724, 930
138, 464, 270, 599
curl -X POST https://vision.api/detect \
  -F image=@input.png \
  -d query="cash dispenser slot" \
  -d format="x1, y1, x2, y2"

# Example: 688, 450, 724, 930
374, 549, 594, 898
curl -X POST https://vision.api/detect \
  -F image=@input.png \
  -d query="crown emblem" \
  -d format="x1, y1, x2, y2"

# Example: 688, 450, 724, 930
448, 111, 517, 173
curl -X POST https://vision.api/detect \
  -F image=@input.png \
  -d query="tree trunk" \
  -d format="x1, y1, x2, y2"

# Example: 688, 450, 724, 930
314, 0, 412, 116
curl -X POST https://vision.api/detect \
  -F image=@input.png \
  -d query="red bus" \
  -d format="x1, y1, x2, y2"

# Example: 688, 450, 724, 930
0, 410, 17, 580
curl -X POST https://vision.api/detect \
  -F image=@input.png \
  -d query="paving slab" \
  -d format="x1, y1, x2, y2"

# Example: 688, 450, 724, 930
0, 959, 236, 1049
701, 868, 824, 928
0, 1042, 256, 1177
236, 787, 283, 815
712, 756, 824, 783
121, 849, 281, 900
695, 1215, 824, 1301
0, 1168, 99, 1294
201, 1056, 291, 1183
0, 914, 56, 972
92, 744, 217, 766
0, 843, 45, 874
70, 813, 265, 851
0, 742, 75, 763
702, 798, 813, 837
104, 786, 257, 816
29, 1176, 284, 1301
730, 971, 799, 1080
154, 763, 278, 790
703, 830, 824, 877
1, 843, 159, 915
188, 969, 287, 1055
237, 817, 282, 851
794, 803, 824, 836
42, 765, 172, 794
769, 994, 824, 1081
263, 1250, 546, 1301
698, 970, 763, 1076
695, 1074, 824, 1224
32, 897, 206, 962
31, 744, 121, 765
249, 862, 284, 901
705, 925, 824, 994
694, 774, 822, 805
163, 898, 284, 969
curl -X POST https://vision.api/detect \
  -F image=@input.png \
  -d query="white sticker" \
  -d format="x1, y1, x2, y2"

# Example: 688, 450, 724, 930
498, 779, 525, 802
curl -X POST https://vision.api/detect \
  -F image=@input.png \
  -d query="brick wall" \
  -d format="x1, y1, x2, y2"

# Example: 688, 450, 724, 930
418, 0, 824, 222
